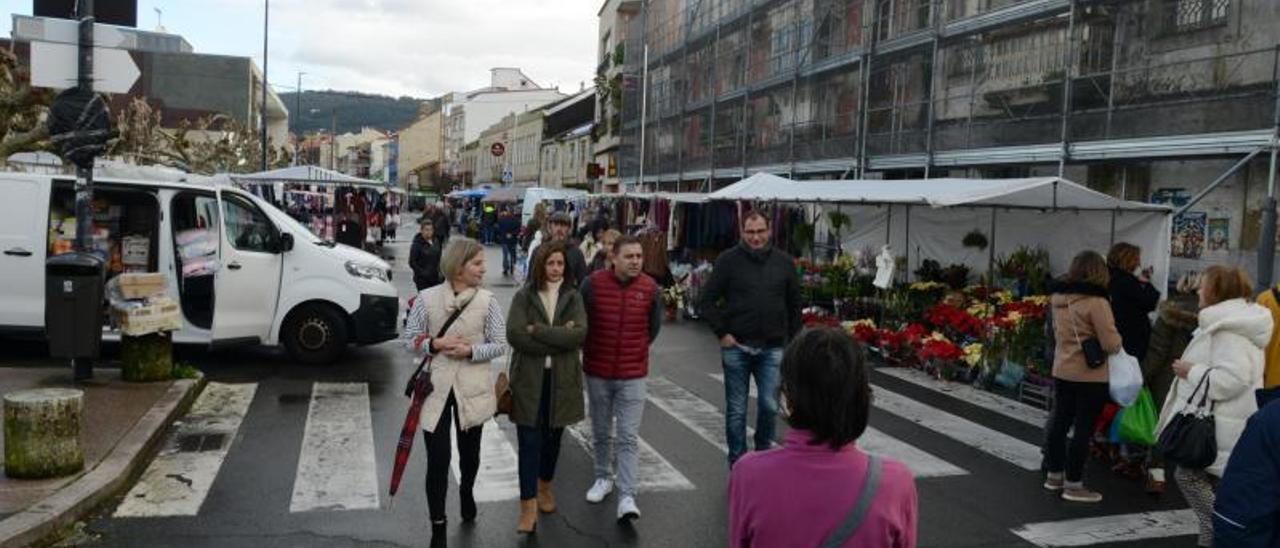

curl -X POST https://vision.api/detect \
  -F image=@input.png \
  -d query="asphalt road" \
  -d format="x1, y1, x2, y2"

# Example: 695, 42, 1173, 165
70, 238, 1197, 548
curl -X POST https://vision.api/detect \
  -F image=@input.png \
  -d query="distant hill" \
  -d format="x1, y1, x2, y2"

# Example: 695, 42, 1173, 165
280, 90, 428, 135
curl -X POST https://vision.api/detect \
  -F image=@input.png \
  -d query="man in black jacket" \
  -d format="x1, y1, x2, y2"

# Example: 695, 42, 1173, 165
699, 211, 802, 467
409, 217, 442, 291
530, 212, 588, 286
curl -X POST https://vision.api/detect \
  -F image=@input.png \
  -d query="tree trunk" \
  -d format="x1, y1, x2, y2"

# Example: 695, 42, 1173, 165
121, 332, 173, 382
3, 388, 85, 479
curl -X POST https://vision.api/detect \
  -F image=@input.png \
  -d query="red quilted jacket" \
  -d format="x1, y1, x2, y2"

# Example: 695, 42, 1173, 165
583, 269, 658, 380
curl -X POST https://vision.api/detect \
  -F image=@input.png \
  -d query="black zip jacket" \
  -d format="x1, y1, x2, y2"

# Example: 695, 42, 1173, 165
698, 244, 802, 346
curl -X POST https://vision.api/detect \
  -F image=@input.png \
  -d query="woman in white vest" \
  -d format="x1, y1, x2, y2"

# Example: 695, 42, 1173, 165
403, 237, 508, 534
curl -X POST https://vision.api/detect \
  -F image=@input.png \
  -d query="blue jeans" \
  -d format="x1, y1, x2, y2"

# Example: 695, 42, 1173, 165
722, 345, 782, 467
502, 242, 517, 274
517, 369, 564, 500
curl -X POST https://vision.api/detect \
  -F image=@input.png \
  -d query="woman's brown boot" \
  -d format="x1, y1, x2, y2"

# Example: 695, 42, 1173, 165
517, 499, 537, 533
537, 479, 557, 513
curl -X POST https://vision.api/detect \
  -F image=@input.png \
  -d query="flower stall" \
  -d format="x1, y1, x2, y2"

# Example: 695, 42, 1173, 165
710, 173, 1172, 408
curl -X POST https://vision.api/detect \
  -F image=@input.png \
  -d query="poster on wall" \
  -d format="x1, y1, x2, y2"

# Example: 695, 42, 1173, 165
1172, 212, 1207, 259
1208, 218, 1230, 253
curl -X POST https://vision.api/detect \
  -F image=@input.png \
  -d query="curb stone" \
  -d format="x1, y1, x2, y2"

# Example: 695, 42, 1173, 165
0, 374, 206, 548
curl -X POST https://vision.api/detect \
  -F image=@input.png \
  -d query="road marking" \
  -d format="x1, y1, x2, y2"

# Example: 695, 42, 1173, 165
289, 383, 380, 513
875, 367, 1049, 428
1011, 509, 1199, 547
872, 386, 1043, 471
452, 418, 521, 502
114, 383, 257, 517
568, 392, 696, 493
708, 373, 964, 478
647, 376, 732, 454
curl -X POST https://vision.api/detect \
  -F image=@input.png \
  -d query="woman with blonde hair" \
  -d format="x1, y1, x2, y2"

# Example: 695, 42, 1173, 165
402, 237, 508, 535
1157, 265, 1272, 547
1043, 250, 1123, 503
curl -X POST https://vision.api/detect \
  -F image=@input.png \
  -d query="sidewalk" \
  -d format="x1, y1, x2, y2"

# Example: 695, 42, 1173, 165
0, 364, 203, 547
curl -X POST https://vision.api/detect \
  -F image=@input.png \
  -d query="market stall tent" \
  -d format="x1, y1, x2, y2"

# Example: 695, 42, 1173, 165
521, 188, 588, 222
710, 173, 1174, 292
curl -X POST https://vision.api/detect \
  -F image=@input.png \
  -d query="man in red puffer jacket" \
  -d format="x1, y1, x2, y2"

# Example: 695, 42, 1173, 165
580, 234, 662, 523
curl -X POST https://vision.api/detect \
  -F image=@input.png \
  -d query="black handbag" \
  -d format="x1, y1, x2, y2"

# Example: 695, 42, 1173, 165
1157, 371, 1217, 469
1066, 300, 1107, 369
403, 298, 473, 399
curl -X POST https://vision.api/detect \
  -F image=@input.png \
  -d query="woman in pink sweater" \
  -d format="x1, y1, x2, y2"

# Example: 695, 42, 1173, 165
728, 327, 918, 548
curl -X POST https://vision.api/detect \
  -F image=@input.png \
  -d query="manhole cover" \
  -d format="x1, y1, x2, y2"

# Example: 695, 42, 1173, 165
176, 433, 227, 453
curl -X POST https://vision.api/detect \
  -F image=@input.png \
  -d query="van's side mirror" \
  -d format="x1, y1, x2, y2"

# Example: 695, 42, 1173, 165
277, 232, 294, 253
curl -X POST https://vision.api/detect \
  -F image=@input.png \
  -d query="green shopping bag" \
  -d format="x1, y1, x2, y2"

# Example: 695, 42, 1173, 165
1118, 388, 1158, 446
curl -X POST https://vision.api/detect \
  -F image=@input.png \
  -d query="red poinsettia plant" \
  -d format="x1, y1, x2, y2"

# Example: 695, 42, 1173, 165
924, 304, 984, 339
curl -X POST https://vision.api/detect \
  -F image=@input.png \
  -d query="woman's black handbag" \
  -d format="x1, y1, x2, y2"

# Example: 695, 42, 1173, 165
1067, 300, 1107, 369
1157, 371, 1217, 469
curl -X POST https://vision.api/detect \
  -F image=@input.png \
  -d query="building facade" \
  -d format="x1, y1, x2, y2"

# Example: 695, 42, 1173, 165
542, 89, 598, 188
442, 68, 568, 182
612, 0, 1280, 275
398, 101, 446, 190
593, 0, 643, 191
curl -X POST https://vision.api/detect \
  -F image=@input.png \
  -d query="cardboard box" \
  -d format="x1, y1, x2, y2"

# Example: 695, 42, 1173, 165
118, 272, 167, 299
114, 296, 182, 336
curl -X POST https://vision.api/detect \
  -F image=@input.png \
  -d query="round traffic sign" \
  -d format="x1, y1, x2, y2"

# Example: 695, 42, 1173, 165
490, 142, 505, 157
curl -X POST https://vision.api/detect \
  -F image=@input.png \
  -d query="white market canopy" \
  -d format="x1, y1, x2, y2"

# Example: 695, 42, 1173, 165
712, 172, 1173, 292
710, 172, 1168, 212
231, 165, 387, 189
587, 191, 711, 204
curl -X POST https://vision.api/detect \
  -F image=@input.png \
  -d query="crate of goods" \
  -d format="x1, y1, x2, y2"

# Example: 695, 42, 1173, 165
118, 272, 167, 299
114, 296, 182, 336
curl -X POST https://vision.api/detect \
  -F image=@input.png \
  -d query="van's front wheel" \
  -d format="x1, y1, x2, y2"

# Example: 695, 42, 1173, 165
283, 304, 348, 365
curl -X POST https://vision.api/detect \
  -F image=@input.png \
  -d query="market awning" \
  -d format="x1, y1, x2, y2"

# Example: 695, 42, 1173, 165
448, 188, 489, 198
482, 186, 528, 203
230, 165, 386, 189
710, 172, 1170, 212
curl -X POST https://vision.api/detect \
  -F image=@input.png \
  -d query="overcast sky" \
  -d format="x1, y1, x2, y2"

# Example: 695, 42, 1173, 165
4, 0, 603, 98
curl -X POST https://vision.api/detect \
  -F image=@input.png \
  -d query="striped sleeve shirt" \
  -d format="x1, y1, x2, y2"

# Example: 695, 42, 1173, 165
402, 293, 507, 363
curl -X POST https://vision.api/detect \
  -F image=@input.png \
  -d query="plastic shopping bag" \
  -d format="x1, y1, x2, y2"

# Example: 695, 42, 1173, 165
1119, 388, 1158, 445
1108, 350, 1142, 407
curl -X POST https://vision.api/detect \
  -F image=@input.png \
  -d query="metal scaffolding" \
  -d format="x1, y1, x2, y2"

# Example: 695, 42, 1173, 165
615, 0, 1280, 188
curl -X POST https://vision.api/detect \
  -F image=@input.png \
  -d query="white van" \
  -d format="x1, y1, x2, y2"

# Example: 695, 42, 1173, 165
0, 173, 400, 364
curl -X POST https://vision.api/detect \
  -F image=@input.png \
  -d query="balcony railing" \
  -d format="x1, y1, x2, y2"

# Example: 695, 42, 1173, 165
980, 18, 1113, 94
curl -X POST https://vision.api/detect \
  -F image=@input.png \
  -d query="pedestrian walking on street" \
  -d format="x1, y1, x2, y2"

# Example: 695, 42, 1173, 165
1255, 280, 1280, 388
581, 235, 663, 522
728, 327, 918, 548
497, 208, 522, 278
699, 210, 802, 468
402, 237, 508, 534
1213, 399, 1280, 547
410, 218, 442, 291
505, 241, 588, 533
1156, 265, 1272, 547
431, 204, 451, 247
528, 212, 588, 286
1137, 286, 1200, 495
587, 229, 621, 273
1043, 251, 1123, 503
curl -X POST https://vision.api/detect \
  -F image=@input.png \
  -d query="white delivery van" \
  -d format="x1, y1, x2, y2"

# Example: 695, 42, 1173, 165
0, 173, 400, 364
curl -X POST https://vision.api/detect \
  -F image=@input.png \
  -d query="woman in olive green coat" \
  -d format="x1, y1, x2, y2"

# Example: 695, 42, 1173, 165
506, 240, 588, 533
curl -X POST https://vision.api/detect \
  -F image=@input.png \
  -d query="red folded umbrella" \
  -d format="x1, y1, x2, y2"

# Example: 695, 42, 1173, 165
389, 363, 432, 502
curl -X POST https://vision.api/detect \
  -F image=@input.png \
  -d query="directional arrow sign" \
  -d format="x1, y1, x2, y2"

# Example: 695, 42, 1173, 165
13, 17, 133, 48
30, 41, 140, 94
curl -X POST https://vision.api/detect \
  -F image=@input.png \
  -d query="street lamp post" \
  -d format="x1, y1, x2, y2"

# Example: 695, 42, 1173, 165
261, 0, 270, 171
293, 71, 305, 166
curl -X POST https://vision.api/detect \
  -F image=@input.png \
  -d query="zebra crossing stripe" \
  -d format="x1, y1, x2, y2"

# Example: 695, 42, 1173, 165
707, 373, 964, 478
872, 386, 1043, 471
1010, 509, 1199, 547
875, 367, 1048, 428
289, 383, 380, 513
114, 383, 258, 517
647, 376, 733, 454
452, 418, 521, 502
567, 392, 696, 493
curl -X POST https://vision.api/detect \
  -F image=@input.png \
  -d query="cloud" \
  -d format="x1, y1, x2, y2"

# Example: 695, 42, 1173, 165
272, 0, 601, 97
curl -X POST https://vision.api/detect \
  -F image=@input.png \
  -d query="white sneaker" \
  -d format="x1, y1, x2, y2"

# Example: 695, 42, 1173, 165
585, 478, 613, 503
617, 495, 640, 522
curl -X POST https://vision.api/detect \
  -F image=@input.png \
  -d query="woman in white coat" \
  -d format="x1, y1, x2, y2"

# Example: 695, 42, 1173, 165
403, 237, 508, 534
1156, 265, 1273, 547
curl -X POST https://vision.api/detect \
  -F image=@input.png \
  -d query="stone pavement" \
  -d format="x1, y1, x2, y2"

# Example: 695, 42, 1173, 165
0, 363, 202, 547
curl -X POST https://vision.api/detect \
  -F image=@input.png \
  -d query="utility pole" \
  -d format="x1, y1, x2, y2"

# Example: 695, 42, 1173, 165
72, 0, 95, 382
261, 0, 270, 171
293, 71, 304, 166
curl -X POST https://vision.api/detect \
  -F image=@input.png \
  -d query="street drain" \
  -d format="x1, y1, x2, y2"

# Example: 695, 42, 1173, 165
176, 433, 227, 453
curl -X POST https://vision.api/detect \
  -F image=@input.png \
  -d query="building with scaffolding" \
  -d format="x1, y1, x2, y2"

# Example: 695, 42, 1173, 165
603, 0, 1280, 276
